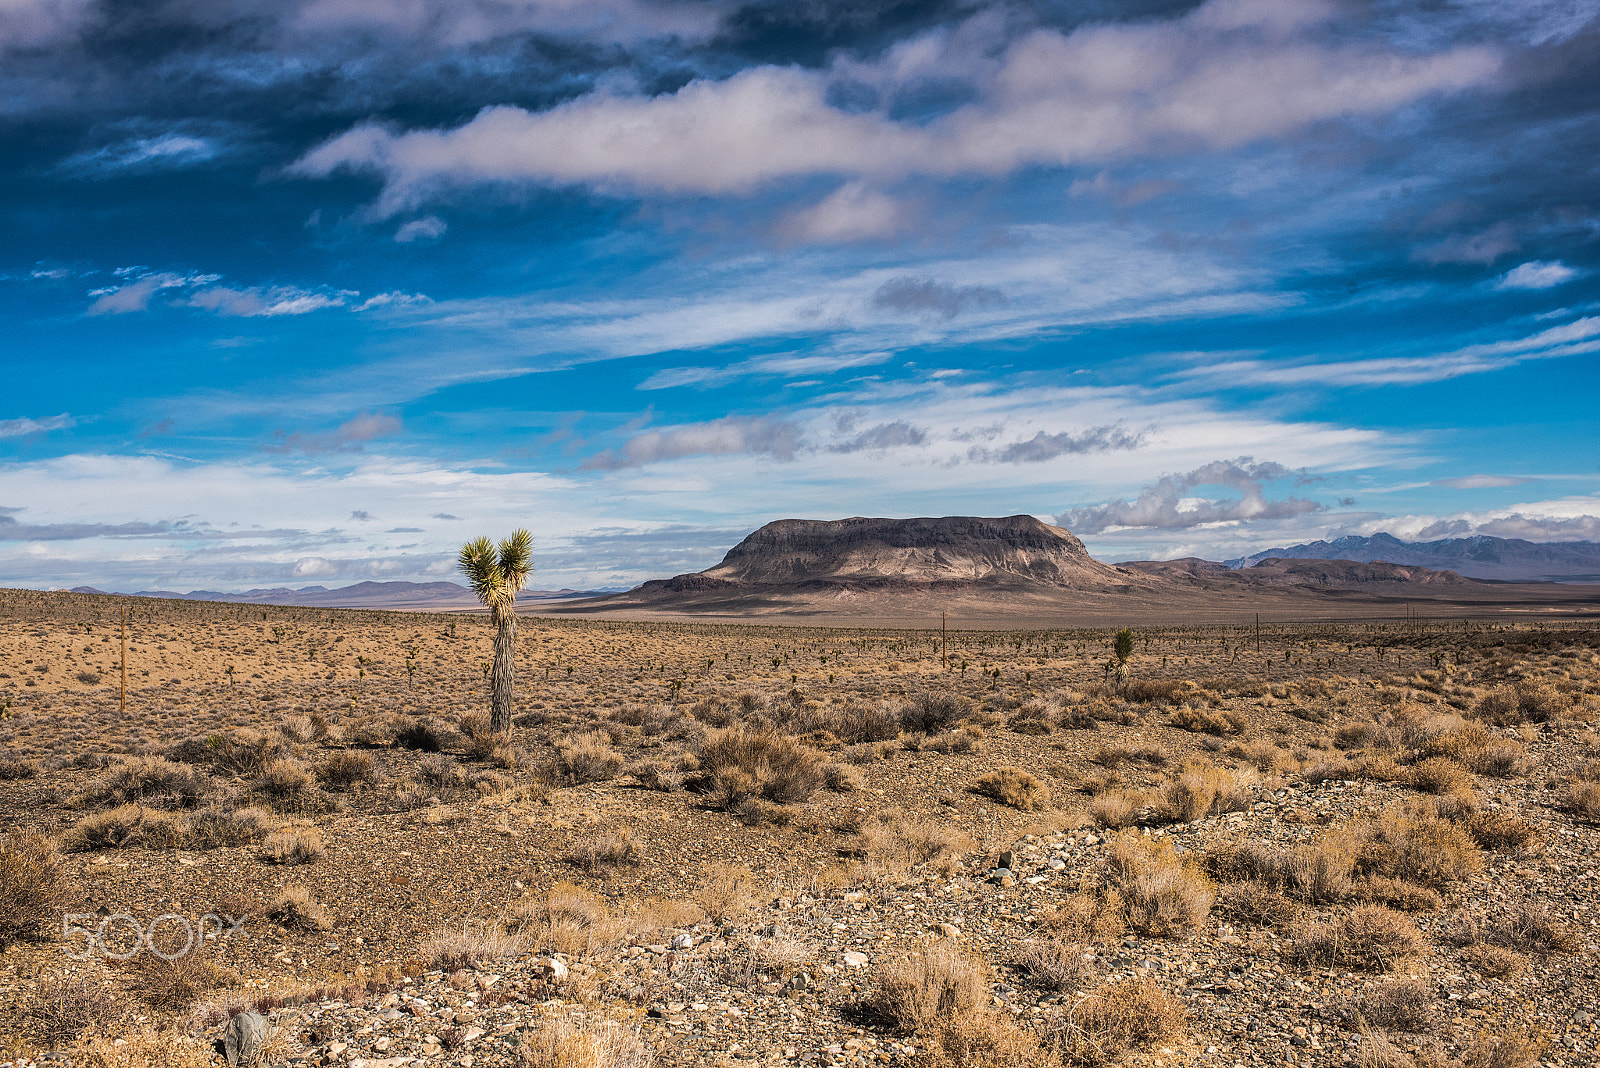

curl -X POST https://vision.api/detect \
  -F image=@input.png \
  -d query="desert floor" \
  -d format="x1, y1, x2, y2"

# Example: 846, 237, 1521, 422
0, 587, 1597, 1068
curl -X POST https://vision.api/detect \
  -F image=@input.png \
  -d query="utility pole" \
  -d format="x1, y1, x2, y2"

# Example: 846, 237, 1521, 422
942, 612, 947, 671
1255, 613, 1261, 654
120, 604, 127, 715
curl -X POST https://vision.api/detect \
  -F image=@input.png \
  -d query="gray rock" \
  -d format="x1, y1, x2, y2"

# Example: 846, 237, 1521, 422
223, 1011, 269, 1066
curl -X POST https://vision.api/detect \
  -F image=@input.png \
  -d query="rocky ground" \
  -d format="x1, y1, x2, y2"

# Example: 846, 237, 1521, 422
0, 590, 1597, 1068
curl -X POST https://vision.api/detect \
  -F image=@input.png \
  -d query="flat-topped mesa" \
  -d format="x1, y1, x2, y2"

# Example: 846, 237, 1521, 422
640, 515, 1135, 593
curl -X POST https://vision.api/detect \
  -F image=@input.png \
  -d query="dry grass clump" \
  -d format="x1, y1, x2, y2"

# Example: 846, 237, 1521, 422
0, 755, 40, 780
1345, 979, 1435, 1033
973, 767, 1050, 811
1105, 834, 1214, 937
692, 725, 827, 808
567, 828, 642, 870
1458, 809, 1540, 851
507, 882, 623, 956
696, 862, 760, 923
183, 805, 271, 848
1473, 682, 1570, 725
416, 752, 465, 788
1414, 721, 1529, 777
421, 920, 528, 972
1090, 743, 1168, 768
315, 749, 375, 790
1445, 903, 1580, 955
65, 1028, 217, 1068
1406, 756, 1475, 795
88, 756, 209, 807
0, 832, 72, 949
518, 1014, 651, 1068
872, 942, 1050, 1068
118, 951, 233, 1011
62, 804, 184, 851
1170, 705, 1246, 736
1458, 944, 1525, 978
851, 817, 974, 878
395, 718, 448, 751
557, 731, 626, 784
1215, 883, 1300, 928
252, 757, 323, 809
1151, 760, 1250, 823
267, 884, 331, 931
1088, 789, 1145, 830
824, 762, 865, 791
1038, 892, 1126, 943
1205, 833, 1358, 905
1295, 904, 1424, 971
262, 826, 325, 865
1120, 678, 1190, 706
1015, 938, 1092, 990
1357, 807, 1483, 889
1053, 976, 1187, 1067
1560, 780, 1600, 821
19, 974, 125, 1047
899, 692, 974, 734
167, 728, 287, 775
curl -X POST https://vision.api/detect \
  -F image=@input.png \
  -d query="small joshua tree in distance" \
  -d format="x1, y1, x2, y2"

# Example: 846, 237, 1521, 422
1112, 627, 1134, 687
458, 529, 534, 734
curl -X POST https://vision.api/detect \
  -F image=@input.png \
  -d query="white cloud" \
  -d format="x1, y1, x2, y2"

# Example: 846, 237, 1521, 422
59, 135, 220, 175
581, 416, 803, 470
395, 215, 447, 243
1430, 474, 1535, 489
638, 350, 892, 391
1057, 458, 1322, 533
1494, 260, 1580, 290
290, 0, 1497, 213
282, 0, 720, 48
1179, 315, 1600, 387
0, 413, 74, 439
776, 183, 912, 244
185, 285, 356, 317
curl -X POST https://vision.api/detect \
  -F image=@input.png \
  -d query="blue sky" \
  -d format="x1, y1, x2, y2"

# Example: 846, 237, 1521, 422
2, 0, 1598, 591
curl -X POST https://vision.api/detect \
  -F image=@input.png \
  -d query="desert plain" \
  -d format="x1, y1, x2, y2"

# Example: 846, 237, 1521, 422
0, 585, 1597, 1068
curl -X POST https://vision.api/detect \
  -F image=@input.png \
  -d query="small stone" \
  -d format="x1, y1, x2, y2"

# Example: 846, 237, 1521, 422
672, 933, 694, 950
535, 957, 569, 980
935, 923, 961, 939
842, 951, 870, 969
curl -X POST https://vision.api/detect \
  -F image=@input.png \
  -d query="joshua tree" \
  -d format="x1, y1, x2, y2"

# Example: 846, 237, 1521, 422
457, 529, 534, 733
1112, 627, 1134, 687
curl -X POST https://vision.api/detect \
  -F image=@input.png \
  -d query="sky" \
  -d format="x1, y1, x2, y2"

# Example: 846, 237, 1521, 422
2, 0, 1598, 593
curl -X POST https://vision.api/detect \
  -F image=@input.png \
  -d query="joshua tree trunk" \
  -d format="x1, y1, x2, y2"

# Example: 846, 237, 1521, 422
490, 604, 517, 733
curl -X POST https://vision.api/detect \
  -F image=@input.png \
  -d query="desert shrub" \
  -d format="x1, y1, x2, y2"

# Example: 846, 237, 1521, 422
277, 713, 324, 743
1457, 1030, 1548, 1068
556, 731, 626, 784
415, 752, 463, 788
1459, 944, 1524, 978
1105, 834, 1214, 937
263, 827, 324, 865
62, 805, 183, 851
1446, 904, 1579, 955
1038, 892, 1126, 943
1053, 976, 1186, 1067
20, 974, 124, 1047
457, 710, 497, 759
1415, 722, 1528, 777
316, 750, 375, 790
183, 805, 270, 848
1459, 809, 1539, 851
1357, 809, 1482, 888
834, 699, 902, 743
64, 1029, 216, 1068
1295, 904, 1423, 971
1121, 678, 1189, 706
0, 832, 71, 948
118, 951, 232, 1011
421, 920, 527, 971
267, 885, 330, 931
1089, 789, 1143, 829
1205, 834, 1357, 905
1407, 756, 1474, 795
1016, 938, 1092, 991
918, 728, 978, 754
567, 828, 641, 870
1561, 781, 1600, 820
1359, 876, 1441, 912
872, 942, 990, 1033
1473, 682, 1569, 725
692, 725, 826, 807
343, 714, 402, 748
1345, 979, 1435, 1032
1171, 705, 1246, 736
1091, 744, 1167, 768
1150, 760, 1249, 823
518, 1015, 651, 1068
972, 767, 1050, 811
1215, 884, 1300, 928
89, 756, 210, 808
0, 755, 39, 780
166, 729, 286, 775
851, 818, 974, 878
252, 758, 314, 803
900, 692, 974, 734
395, 718, 447, 752
506, 882, 623, 956
630, 757, 684, 791
695, 862, 758, 924
824, 763, 864, 791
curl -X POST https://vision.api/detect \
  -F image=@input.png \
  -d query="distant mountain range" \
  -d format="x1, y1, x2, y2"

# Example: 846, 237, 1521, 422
1225, 533, 1600, 583
65, 580, 619, 610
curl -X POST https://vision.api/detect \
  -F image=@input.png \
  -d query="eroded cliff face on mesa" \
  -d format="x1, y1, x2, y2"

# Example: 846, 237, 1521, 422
635, 515, 1141, 595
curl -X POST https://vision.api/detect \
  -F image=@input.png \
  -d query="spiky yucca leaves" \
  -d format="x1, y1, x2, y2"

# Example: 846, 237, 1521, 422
458, 529, 534, 733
